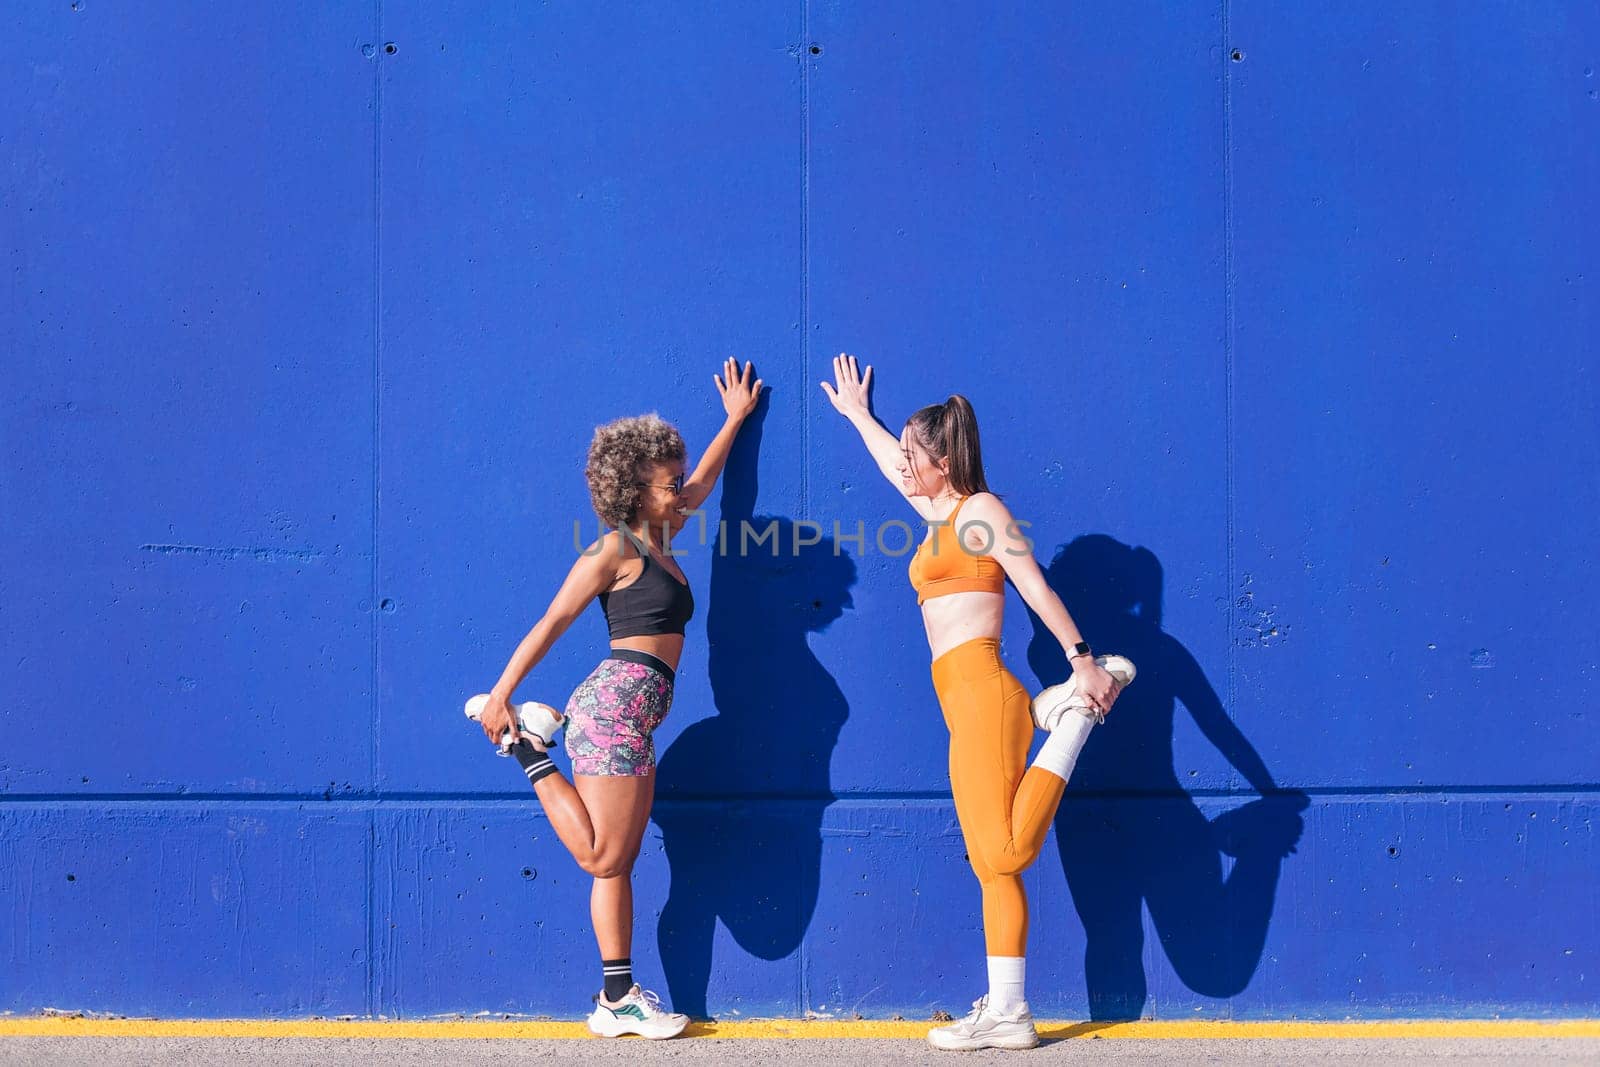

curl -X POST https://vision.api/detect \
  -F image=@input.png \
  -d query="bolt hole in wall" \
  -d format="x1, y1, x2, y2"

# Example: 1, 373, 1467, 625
810, 44, 822, 55
384, 42, 397, 55
1231, 48, 1245, 61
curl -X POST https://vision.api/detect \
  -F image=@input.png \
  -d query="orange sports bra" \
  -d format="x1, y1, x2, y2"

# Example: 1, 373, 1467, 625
908, 495, 1006, 605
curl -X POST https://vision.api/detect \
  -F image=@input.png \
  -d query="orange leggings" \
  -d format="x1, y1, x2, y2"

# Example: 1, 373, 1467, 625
932, 636, 1068, 956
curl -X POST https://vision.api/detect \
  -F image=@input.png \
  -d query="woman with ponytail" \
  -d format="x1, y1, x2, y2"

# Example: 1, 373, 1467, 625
822, 354, 1131, 1051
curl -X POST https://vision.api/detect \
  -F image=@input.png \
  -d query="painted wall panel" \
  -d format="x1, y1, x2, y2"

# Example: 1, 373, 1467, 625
1227, 2, 1600, 788
0, 806, 368, 1016
3, 3, 377, 795
371, 1, 806, 795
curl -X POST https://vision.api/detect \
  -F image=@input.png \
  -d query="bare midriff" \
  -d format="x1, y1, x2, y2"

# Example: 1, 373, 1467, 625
921, 589, 1005, 660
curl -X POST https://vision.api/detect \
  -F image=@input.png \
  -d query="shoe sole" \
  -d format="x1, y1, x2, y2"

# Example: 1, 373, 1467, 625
928, 1031, 1041, 1051
586, 1015, 689, 1040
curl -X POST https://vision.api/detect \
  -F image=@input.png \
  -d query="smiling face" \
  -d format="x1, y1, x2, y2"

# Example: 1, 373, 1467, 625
632, 458, 689, 536
898, 425, 950, 499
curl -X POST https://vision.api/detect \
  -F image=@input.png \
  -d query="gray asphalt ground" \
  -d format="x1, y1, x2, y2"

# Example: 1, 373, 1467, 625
3, 1037, 1599, 1065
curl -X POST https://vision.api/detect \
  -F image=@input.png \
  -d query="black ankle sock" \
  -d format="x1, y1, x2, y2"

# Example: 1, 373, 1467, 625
602, 958, 633, 1002
511, 741, 558, 786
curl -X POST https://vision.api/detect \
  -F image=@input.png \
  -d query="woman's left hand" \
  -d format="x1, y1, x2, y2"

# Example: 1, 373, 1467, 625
716, 357, 763, 421
1072, 658, 1122, 719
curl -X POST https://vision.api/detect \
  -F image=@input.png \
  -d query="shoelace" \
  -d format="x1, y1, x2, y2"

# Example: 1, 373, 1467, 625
637, 987, 668, 1016
962, 995, 989, 1025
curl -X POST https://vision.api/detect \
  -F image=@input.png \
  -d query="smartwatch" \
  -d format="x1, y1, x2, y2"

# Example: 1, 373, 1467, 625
1069, 641, 1093, 661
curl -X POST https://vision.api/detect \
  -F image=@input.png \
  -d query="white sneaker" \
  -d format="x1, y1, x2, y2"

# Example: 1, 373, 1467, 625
928, 995, 1040, 1051
586, 985, 689, 1039
1030, 654, 1136, 731
464, 693, 563, 756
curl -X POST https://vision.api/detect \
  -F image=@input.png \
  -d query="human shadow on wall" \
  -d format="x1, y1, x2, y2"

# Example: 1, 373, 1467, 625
1025, 535, 1309, 1021
654, 404, 856, 1019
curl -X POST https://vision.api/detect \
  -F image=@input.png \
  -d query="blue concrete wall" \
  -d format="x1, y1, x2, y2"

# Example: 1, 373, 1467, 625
3, 1, 1596, 1020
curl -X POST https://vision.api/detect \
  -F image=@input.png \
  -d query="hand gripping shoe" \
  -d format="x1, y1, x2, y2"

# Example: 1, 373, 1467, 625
464, 693, 564, 756
1029, 654, 1136, 731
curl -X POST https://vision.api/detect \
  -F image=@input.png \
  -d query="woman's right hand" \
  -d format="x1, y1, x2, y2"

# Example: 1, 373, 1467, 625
478, 691, 520, 747
1072, 659, 1122, 719
820, 353, 873, 419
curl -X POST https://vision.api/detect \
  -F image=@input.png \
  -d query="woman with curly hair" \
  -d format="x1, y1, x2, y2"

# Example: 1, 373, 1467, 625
821, 353, 1133, 1052
472, 358, 762, 1038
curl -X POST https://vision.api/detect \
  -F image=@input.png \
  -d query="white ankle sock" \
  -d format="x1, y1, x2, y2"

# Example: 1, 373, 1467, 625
1032, 713, 1094, 781
987, 955, 1026, 1015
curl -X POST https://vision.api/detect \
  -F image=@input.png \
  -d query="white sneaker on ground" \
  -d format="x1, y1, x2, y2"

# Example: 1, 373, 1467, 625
1030, 654, 1136, 730
586, 985, 690, 1039
464, 693, 564, 756
928, 995, 1040, 1051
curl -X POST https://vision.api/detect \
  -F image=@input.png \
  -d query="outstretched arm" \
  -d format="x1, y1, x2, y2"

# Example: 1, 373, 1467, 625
680, 357, 762, 512
477, 540, 621, 745
962, 493, 1123, 715
819, 352, 935, 520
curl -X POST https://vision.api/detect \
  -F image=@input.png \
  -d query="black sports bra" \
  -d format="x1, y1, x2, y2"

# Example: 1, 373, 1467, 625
599, 549, 695, 639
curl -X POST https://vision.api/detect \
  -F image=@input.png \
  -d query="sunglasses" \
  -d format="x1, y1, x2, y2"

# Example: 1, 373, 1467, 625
637, 474, 685, 495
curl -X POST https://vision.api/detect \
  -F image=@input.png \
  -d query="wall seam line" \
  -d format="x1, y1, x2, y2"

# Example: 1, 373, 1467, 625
1222, 0, 1238, 1023
798, 0, 812, 1018
367, 0, 385, 1020
3, 784, 1598, 805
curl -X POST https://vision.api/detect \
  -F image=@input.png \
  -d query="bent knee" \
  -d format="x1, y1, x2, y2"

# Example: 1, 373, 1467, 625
976, 844, 1035, 878
581, 851, 639, 880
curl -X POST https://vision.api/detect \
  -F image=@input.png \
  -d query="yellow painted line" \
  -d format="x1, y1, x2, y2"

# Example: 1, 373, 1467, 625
1, 1017, 1599, 1040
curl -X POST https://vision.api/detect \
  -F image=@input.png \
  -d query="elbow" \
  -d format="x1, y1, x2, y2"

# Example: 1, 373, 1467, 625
678, 481, 712, 512
1002, 570, 1043, 607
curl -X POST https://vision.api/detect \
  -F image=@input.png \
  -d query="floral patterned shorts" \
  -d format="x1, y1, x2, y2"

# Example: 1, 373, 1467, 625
563, 651, 675, 777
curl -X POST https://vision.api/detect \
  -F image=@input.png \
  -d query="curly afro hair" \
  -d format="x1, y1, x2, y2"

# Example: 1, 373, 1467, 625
585, 413, 687, 528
